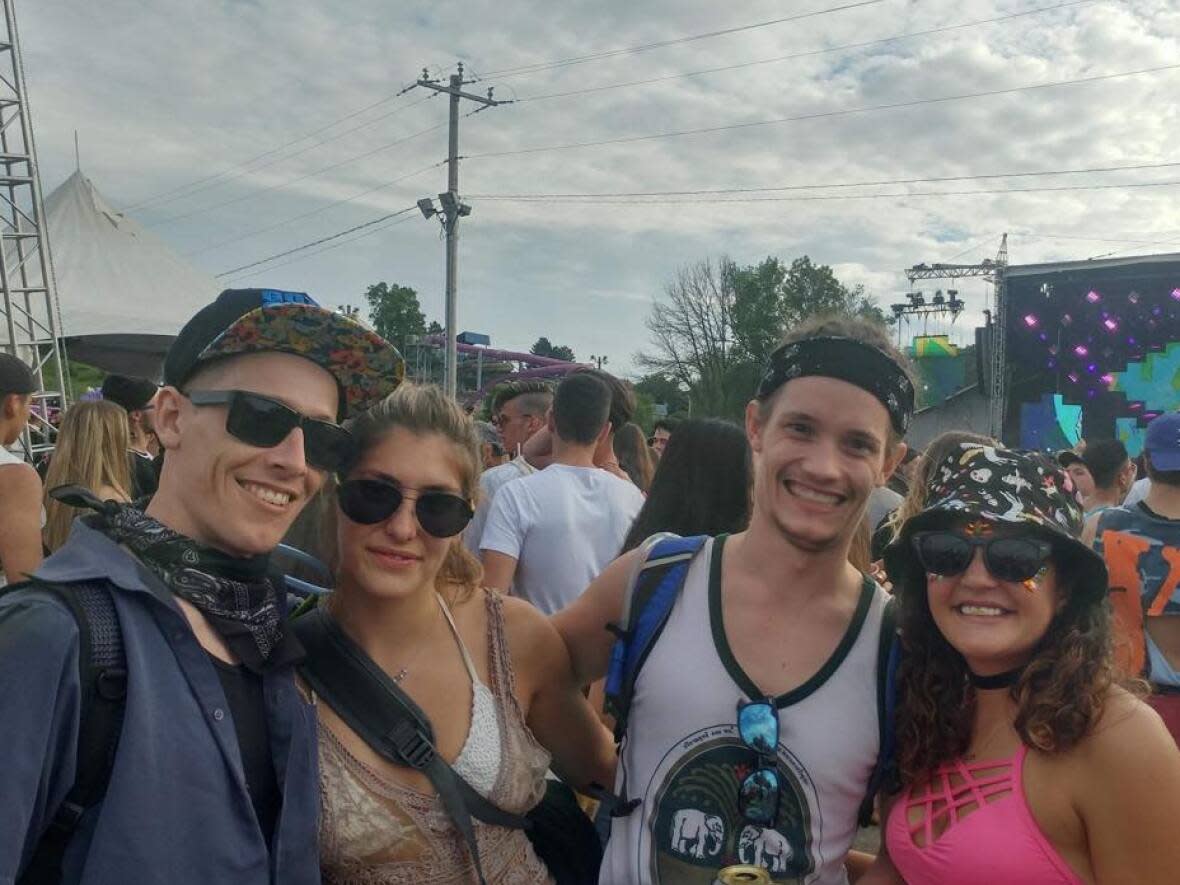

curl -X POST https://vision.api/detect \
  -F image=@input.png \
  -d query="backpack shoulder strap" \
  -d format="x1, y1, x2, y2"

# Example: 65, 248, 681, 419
16, 579, 127, 885
858, 594, 899, 828
600, 534, 708, 817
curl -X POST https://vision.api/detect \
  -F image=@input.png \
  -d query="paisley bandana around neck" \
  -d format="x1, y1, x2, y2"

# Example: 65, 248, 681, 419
96, 504, 301, 673
756, 335, 915, 435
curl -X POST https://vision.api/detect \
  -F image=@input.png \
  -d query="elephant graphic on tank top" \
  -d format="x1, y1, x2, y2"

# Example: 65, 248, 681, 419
670, 809, 725, 859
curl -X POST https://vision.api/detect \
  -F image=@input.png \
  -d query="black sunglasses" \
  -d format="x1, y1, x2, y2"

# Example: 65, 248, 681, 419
736, 698, 781, 826
912, 530, 1053, 584
337, 478, 473, 538
186, 389, 355, 473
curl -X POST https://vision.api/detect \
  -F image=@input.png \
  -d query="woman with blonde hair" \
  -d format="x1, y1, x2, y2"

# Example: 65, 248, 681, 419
43, 400, 133, 551
301, 384, 615, 884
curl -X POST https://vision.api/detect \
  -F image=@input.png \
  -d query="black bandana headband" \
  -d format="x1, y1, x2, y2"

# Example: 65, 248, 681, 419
756, 335, 916, 435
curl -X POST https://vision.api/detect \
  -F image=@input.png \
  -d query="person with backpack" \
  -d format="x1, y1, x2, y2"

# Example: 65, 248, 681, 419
553, 315, 913, 884
0, 288, 403, 885
297, 383, 615, 884
863, 444, 1180, 884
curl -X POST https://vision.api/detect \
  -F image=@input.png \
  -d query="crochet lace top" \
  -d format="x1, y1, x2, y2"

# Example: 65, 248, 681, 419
317, 590, 554, 884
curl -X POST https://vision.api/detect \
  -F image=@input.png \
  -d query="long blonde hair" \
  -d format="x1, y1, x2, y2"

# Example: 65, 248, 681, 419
329, 383, 483, 600
44, 400, 133, 551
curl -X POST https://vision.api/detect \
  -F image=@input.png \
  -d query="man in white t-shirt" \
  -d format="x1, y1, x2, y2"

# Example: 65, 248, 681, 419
463, 380, 553, 555
481, 372, 644, 614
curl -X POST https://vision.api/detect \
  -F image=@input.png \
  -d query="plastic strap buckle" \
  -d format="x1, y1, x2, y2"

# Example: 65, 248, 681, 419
388, 719, 434, 770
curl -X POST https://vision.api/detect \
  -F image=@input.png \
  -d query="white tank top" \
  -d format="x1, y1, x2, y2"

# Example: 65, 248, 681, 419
602, 535, 887, 885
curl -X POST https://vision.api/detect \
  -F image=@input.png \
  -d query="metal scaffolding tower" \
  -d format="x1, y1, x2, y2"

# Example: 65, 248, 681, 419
904, 233, 1009, 438
0, 0, 66, 456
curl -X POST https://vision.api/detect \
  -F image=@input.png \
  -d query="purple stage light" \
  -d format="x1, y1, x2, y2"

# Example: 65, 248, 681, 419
1172, 288, 1180, 301
1062, 313, 1072, 325
1087, 389, 1098, 399
1086, 290, 1101, 303
1074, 344, 1089, 357
1067, 372, 1080, 384
1130, 402, 1143, 411
1023, 314, 1038, 328
1048, 345, 1059, 355
1152, 306, 1163, 316
1086, 364, 1098, 373
1101, 373, 1115, 386
1038, 332, 1049, 342
1103, 318, 1119, 332
1047, 359, 1057, 369
1128, 291, 1140, 304
1127, 336, 1137, 345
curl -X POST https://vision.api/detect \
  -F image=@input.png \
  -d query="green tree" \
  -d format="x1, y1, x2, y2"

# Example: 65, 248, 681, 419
638, 255, 888, 421
634, 372, 690, 418
730, 256, 786, 366
365, 282, 426, 352
779, 256, 888, 330
530, 336, 576, 362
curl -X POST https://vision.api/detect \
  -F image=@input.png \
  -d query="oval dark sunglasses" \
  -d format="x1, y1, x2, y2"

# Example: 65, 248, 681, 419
337, 478, 474, 538
911, 530, 1053, 584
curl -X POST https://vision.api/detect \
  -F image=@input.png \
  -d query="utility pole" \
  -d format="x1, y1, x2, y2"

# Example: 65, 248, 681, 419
407, 63, 507, 399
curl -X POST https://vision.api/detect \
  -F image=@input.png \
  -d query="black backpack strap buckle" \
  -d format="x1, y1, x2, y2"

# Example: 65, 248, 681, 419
388, 719, 434, 770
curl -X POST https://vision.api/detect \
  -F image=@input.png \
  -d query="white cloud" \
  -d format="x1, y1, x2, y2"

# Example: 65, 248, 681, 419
19, 0, 1180, 373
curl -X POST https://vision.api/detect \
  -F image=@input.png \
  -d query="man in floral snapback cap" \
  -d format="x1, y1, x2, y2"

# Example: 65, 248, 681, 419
0, 289, 402, 885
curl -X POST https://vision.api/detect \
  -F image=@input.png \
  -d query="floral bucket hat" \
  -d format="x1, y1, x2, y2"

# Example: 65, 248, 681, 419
883, 443, 1108, 602
164, 289, 404, 419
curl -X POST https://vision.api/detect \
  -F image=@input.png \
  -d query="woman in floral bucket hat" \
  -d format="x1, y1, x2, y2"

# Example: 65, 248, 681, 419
860, 443, 1180, 885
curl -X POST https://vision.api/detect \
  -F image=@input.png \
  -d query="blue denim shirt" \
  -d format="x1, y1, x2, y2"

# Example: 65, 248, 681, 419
0, 521, 321, 885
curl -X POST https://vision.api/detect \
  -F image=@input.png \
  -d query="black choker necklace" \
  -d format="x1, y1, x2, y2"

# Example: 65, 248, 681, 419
969, 668, 1023, 690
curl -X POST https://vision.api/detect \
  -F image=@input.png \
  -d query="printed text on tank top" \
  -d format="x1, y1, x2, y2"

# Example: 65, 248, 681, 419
886, 744, 1084, 885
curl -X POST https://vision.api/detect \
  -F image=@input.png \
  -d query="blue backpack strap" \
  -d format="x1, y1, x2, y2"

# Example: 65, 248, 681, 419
858, 595, 900, 827
12, 578, 127, 885
602, 534, 707, 815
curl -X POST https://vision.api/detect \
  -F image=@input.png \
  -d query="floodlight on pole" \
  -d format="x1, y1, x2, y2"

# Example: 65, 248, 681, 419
417, 198, 437, 219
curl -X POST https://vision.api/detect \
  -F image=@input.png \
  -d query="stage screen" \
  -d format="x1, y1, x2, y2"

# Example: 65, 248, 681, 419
1002, 255, 1180, 454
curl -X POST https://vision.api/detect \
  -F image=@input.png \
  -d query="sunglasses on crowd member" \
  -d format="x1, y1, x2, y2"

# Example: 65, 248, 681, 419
737, 698, 781, 826
186, 389, 355, 473
337, 478, 474, 538
911, 530, 1053, 584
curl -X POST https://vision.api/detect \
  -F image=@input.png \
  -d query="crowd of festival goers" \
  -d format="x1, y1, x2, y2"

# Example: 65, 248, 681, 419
0, 288, 1178, 885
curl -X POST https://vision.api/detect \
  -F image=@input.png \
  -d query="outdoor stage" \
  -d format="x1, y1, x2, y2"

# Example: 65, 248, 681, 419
998, 252, 1180, 454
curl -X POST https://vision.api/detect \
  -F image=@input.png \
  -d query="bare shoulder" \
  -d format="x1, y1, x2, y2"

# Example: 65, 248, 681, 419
1073, 686, 1178, 775
0, 460, 41, 495
496, 590, 561, 657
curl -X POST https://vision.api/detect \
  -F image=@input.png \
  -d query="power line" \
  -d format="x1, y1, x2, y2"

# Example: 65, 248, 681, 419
216, 206, 418, 277
465, 62, 1180, 161
125, 92, 432, 211
514, 0, 1101, 104
222, 213, 421, 283
150, 121, 445, 227
467, 178, 1180, 206
469, 159, 1180, 199
477, 0, 885, 79
186, 159, 445, 257
126, 94, 437, 213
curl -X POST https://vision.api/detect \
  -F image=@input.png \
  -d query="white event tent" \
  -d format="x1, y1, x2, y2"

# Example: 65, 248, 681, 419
43, 170, 219, 377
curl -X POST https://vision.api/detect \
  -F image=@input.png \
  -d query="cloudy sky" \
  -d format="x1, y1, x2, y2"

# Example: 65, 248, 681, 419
21, 0, 1180, 374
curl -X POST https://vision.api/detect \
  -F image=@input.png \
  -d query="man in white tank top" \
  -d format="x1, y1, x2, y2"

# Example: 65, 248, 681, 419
554, 316, 914, 884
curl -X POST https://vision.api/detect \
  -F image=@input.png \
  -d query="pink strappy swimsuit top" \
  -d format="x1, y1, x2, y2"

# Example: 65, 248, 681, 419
885, 745, 1083, 885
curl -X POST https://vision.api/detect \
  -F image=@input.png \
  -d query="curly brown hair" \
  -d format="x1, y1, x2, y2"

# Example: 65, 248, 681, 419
893, 548, 1118, 787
